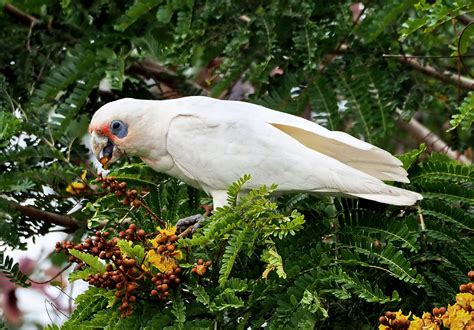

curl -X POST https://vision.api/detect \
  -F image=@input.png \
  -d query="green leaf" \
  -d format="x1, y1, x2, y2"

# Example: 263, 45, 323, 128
219, 229, 248, 286
156, 5, 174, 23
449, 92, 474, 132
69, 268, 95, 282
190, 285, 212, 308
68, 249, 106, 273
301, 290, 328, 318
171, 294, 186, 329
114, 0, 164, 31
261, 245, 286, 279
116, 239, 146, 263
226, 174, 252, 207
398, 144, 426, 170
0, 252, 30, 287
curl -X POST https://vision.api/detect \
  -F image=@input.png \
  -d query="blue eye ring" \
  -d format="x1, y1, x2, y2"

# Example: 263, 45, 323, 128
110, 120, 128, 138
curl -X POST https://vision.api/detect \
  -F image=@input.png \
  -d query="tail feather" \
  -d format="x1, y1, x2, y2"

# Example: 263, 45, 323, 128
350, 186, 423, 206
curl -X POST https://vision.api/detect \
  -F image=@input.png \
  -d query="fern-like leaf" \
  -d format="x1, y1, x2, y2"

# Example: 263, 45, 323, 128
0, 252, 30, 287
219, 229, 248, 286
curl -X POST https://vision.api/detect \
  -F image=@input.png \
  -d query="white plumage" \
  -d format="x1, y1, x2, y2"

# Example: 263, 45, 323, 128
89, 96, 422, 208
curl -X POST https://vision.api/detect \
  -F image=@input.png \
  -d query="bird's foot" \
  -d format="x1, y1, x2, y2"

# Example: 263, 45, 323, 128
176, 214, 206, 233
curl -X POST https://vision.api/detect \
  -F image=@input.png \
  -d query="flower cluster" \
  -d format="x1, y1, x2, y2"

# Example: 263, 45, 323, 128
56, 223, 207, 318
379, 270, 474, 330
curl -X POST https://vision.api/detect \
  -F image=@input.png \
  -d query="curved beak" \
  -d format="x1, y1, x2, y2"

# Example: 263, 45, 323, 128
91, 132, 122, 168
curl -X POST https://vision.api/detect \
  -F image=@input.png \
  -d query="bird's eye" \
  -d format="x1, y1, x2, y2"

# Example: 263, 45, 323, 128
110, 120, 128, 138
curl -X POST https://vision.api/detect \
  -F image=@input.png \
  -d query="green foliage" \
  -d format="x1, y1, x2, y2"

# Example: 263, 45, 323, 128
0, 252, 30, 287
449, 91, 474, 132
1, 0, 472, 328
68, 249, 106, 273
116, 239, 145, 264
400, 0, 474, 39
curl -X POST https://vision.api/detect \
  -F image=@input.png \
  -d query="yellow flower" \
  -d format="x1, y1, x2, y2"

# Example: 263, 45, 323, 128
456, 293, 474, 311
66, 181, 87, 195
408, 314, 424, 330
66, 170, 88, 195
143, 249, 178, 272
158, 225, 177, 237
142, 226, 183, 273
443, 303, 472, 328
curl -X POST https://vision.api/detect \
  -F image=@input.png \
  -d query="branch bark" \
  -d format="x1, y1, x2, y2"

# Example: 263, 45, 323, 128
8, 201, 80, 232
397, 117, 471, 164
458, 14, 473, 25
389, 55, 474, 91
3, 4, 40, 25
127, 60, 208, 97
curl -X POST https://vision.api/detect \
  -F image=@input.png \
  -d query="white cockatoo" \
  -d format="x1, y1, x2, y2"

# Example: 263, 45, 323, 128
89, 96, 422, 208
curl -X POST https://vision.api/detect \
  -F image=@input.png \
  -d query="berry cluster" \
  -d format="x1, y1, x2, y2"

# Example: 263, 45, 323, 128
459, 271, 474, 294
96, 173, 141, 207
379, 312, 410, 329
118, 224, 146, 241
56, 222, 212, 318
150, 266, 182, 300
191, 259, 212, 276
56, 229, 145, 317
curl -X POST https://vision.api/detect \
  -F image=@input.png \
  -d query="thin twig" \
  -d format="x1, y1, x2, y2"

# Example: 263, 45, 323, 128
396, 116, 471, 164
138, 200, 166, 227
383, 54, 474, 59
319, 5, 367, 72
388, 55, 474, 91
28, 263, 73, 285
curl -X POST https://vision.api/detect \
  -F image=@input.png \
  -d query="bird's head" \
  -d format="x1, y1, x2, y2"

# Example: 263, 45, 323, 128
89, 98, 150, 168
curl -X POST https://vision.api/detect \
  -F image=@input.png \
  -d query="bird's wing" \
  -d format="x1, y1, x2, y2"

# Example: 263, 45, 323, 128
269, 123, 408, 182
182, 97, 409, 183
165, 110, 421, 206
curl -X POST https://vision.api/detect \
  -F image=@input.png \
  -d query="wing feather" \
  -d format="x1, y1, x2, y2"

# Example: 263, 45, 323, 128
270, 123, 409, 182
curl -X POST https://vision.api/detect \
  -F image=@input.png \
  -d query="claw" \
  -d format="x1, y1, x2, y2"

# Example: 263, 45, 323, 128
176, 214, 205, 229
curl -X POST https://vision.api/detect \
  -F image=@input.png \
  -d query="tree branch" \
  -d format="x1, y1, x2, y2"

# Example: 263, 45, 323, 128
127, 60, 209, 97
387, 55, 474, 91
3, 4, 40, 26
8, 201, 80, 232
397, 117, 471, 164
458, 14, 473, 25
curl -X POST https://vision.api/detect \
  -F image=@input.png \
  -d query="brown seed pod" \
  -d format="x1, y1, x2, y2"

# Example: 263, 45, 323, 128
379, 316, 389, 325
166, 244, 176, 252
127, 283, 137, 293
195, 265, 207, 276
460, 284, 469, 292
157, 245, 166, 254
467, 270, 474, 280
